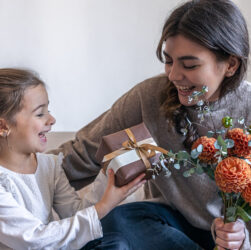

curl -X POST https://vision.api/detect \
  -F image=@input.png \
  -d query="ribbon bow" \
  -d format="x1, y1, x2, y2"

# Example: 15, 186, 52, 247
102, 128, 169, 173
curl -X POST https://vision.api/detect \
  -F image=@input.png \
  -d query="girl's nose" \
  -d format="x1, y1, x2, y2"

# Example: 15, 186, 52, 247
47, 114, 56, 126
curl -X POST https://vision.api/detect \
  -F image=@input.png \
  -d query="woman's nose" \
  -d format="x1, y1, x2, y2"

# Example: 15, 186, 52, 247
165, 64, 183, 82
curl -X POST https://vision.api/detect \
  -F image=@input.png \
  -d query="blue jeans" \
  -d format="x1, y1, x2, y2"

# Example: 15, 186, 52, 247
81, 232, 130, 250
101, 202, 215, 250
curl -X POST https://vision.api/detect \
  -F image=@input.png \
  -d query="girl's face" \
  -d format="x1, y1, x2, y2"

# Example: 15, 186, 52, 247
8, 85, 56, 154
164, 35, 233, 106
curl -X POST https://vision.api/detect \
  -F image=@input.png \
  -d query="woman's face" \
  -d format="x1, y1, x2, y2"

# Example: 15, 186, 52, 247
164, 35, 232, 106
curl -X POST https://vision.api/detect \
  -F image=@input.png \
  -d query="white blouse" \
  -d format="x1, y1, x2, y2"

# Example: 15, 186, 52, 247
0, 153, 102, 250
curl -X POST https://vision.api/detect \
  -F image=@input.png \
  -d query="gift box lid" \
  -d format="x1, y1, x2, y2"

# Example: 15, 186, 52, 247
95, 122, 152, 164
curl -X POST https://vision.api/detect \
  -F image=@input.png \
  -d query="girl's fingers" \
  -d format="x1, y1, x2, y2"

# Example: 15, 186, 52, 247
123, 173, 146, 191
107, 169, 115, 186
125, 180, 146, 196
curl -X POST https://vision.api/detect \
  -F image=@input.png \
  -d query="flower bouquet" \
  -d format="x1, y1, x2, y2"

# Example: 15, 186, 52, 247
154, 87, 251, 248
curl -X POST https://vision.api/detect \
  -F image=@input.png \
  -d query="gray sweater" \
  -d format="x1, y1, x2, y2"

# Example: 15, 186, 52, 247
53, 74, 251, 248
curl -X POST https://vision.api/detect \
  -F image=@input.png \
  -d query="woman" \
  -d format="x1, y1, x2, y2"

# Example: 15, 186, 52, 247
53, 0, 250, 249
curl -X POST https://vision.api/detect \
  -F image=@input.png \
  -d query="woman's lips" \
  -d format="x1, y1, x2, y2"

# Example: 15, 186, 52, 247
176, 86, 196, 96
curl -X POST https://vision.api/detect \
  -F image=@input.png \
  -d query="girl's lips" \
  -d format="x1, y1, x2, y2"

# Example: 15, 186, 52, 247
39, 133, 47, 143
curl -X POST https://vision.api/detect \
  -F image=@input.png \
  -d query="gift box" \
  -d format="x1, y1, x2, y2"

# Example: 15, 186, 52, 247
95, 123, 168, 187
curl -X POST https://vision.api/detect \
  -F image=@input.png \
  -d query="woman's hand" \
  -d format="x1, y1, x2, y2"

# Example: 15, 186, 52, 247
214, 217, 245, 250
95, 169, 146, 219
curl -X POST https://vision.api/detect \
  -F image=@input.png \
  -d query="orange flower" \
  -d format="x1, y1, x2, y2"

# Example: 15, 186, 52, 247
192, 136, 217, 163
215, 157, 251, 193
242, 183, 251, 206
227, 128, 251, 158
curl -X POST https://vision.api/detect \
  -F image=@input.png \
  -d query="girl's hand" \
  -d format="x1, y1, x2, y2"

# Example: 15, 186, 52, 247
214, 217, 245, 250
95, 169, 146, 219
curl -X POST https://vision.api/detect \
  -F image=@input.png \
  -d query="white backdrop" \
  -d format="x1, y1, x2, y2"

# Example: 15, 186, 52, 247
0, 0, 250, 131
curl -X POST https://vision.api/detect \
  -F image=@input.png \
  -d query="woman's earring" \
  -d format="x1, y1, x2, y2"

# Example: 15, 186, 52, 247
0, 129, 10, 138
226, 71, 234, 77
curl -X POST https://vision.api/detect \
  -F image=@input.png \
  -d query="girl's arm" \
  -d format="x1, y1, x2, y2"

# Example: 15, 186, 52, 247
0, 186, 102, 250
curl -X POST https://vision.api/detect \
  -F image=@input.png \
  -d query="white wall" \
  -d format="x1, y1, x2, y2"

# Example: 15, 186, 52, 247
0, 0, 250, 131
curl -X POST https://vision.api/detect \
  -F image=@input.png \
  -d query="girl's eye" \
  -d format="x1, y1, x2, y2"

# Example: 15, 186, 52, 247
36, 113, 44, 117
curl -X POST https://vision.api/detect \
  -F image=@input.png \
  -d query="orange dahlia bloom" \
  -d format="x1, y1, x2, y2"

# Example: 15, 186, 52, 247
227, 128, 251, 158
242, 183, 251, 206
192, 136, 217, 163
215, 157, 251, 193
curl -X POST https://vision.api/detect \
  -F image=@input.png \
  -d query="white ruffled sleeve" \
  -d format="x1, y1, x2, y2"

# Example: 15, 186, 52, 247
0, 157, 103, 250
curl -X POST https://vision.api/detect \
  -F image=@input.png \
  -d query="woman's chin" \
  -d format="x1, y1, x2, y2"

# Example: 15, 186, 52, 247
178, 95, 195, 106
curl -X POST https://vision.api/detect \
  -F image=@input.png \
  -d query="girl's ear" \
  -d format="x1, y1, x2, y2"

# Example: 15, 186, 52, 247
0, 119, 11, 137
225, 56, 240, 77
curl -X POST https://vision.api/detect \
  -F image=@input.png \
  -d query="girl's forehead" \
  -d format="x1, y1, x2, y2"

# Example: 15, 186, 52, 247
22, 85, 48, 109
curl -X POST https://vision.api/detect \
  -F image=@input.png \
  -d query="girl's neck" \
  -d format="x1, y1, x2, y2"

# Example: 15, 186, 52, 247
0, 149, 37, 174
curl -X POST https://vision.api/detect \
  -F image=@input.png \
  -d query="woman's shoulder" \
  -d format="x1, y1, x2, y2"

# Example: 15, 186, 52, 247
136, 74, 169, 90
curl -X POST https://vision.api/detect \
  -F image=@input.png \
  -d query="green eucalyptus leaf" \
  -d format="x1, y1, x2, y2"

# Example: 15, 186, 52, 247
189, 168, 195, 174
195, 164, 204, 174
177, 151, 191, 160
217, 135, 226, 147
196, 144, 203, 153
183, 170, 192, 177
226, 216, 236, 222
191, 149, 200, 159
225, 139, 235, 148
214, 141, 221, 150
207, 131, 214, 138
226, 206, 236, 217
174, 163, 180, 170
248, 141, 251, 147
236, 206, 251, 222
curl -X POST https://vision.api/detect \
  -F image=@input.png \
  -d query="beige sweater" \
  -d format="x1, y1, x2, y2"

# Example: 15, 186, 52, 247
52, 75, 251, 249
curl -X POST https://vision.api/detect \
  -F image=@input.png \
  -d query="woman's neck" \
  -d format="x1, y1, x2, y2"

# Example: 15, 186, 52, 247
0, 147, 37, 174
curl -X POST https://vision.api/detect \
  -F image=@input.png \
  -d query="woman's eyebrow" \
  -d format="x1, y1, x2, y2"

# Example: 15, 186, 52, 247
163, 51, 199, 61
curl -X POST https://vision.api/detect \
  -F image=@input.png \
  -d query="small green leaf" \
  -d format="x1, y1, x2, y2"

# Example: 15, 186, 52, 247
177, 151, 191, 161
226, 206, 236, 218
207, 131, 214, 137
195, 164, 204, 174
191, 149, 200, 159
189, 168, 195, 174
248, 141, 251, 147
225, 139, 234, 148
196, 144, 203, 153
174, 163, 180, 170
217, 135, 226, 147
183, 170, 191, 177
214, 141, 221, 150
236, 206, 251, 222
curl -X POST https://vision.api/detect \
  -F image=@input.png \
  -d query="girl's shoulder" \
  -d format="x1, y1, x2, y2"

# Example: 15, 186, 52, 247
35, 152, 64, 175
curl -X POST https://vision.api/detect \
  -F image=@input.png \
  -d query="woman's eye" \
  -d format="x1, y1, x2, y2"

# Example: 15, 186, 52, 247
183, 65, 198, 69
36, 113, 44, 117
164, 60, 173, 65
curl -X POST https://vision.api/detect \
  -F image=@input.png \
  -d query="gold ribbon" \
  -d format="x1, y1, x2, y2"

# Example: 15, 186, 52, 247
102, 128, 169, 173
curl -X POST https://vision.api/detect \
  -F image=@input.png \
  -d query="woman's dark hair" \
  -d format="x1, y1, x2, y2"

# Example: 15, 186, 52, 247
156, 0, 249, 149
0, 68, 45, 123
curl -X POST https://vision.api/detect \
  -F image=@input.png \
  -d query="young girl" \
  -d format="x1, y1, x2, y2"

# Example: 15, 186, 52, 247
0, 68, 146, 250
52, 0, 251, 249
